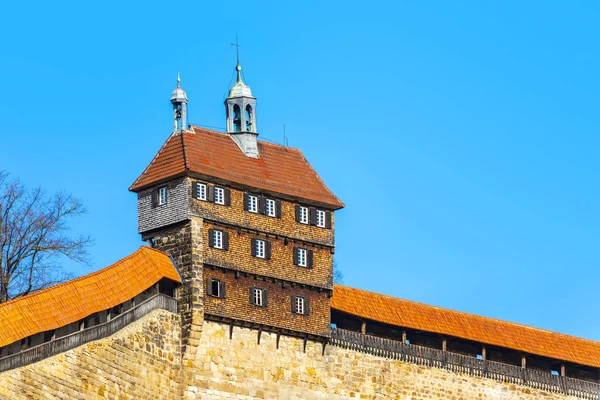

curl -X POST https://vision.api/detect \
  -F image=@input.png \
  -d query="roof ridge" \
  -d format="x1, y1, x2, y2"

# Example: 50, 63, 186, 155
189, 125, 303, 152
333, 284, 600, 345
299, 153, 345, 209
0, 247, 150, 308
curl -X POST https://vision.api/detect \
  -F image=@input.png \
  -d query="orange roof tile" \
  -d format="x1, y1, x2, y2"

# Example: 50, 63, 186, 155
129, 127, 344, 209
332, 284, 600, 368
0, 247, 181, 348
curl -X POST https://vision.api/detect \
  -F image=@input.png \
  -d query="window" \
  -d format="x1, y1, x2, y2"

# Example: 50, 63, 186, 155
214, 187, 225, 205
158, 186, 168, 205
213, 230, 223, 249
255, 239, 265, 258
248, 194, 258, 213
245, 105, 253, 132
250, 287, 267, 307
297, 248, 307, 267
208, 279, 225, 298
196, 183, 207, 200
294, 247, 313, 268
265, 198, 276, 217
209, 229, 228, 250
316, 209, 326, 228
233, 105, 241, 132
298, 206, 308, 224
292, 296, 309, 315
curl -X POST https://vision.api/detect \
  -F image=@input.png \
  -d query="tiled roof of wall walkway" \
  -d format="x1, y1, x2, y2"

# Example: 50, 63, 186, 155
332, 284, 600, 369
0, 247, 181, 348
129, 126, 344, 209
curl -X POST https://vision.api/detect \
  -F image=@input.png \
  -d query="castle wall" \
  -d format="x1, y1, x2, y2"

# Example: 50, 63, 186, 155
0, 309, 181, 400
185, 321, 579, 400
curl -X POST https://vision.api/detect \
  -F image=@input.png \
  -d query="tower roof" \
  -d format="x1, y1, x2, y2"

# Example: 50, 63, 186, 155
228, 65, 253, 98
170, 74, 188, 103
129, 126, 344, 209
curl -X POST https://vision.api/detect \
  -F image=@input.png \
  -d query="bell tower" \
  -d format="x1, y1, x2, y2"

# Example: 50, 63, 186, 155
171, 74, 188, 133
224, 51, 259, 158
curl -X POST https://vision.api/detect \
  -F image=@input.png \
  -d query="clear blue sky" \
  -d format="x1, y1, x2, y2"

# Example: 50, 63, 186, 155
1, 1, 599, 340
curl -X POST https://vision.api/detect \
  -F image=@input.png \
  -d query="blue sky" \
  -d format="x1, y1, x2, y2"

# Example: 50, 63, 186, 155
1, 1, 599, 340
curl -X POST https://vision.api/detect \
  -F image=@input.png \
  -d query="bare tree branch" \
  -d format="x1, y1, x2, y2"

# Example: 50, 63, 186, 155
0, 171, 92, 302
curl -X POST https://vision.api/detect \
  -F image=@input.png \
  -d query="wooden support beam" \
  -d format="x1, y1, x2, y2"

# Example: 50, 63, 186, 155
303, 337, 308, 353
561, 363, 566, 377
442, 338, 447, 352
322, 340, 327, 356
276, 331, 281, 349
229, 323, 234, 339
401, 330, 407, 344
361, 321, 367, 335
521, 355, 527, 368
481, 346, 486, 361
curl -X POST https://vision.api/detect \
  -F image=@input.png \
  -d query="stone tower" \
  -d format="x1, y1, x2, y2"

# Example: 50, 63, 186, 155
129, 65, 344, 354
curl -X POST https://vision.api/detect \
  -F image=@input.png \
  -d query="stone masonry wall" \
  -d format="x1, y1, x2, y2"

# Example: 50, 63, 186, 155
0, 310, 181, 400
185, 321, 580, 400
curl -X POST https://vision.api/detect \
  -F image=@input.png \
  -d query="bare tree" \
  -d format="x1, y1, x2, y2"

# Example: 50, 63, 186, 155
333, 261, 344, 284
0, 171, 91, 303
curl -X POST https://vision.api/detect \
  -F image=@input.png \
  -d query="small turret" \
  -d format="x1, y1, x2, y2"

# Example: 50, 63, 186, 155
170, 74, 188, 133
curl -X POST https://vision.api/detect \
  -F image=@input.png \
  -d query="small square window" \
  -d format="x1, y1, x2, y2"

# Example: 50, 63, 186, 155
297, 248, 307, 267
158, 186, 168, 205
248, 195, 258, 213
255, 239, 265, 258
213, 230, 223, 249
295, 296, 305, 315
265, 199, 276, 217
299, 206, 309, 224
253, 288, 263, 306
196, 183, 207, 200
214, 187, 225, 205
316, 210, 326, 228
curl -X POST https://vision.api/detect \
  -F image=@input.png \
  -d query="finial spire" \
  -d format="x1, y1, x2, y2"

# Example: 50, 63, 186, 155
177, 72, 181, 87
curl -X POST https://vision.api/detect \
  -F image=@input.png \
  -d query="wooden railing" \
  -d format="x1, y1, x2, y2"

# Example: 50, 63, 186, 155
330, 327, 600, 400
0, 294, 178, 373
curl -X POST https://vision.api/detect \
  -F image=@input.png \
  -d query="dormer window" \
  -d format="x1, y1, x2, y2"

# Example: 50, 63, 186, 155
233, 105, 241, 132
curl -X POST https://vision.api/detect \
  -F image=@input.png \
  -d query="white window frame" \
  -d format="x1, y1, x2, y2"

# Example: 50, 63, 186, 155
265, 198, 276, 217
158, 186, 168, 206
295, 296, 305, 315
297, 248, 308, 267
299, 206, 309, 224
253, 288, 263, 306
214, 187, 225, 205
196, 183, 207, 201
213, 230, 223, 249
316, 209, 326, 228
255, 239, 265, 259
248, 195, 258, 213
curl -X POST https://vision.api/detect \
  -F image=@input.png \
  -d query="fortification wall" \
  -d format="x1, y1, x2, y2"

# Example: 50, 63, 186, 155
0, 310, 181, 400
0, 316, 583, 400
185, 321, 579, 400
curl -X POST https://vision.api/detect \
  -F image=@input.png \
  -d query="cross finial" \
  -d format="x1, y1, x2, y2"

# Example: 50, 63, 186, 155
230, 34, 241, 67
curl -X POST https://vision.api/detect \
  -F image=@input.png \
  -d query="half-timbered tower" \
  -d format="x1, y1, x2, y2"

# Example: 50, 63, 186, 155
129, 67, 344, 347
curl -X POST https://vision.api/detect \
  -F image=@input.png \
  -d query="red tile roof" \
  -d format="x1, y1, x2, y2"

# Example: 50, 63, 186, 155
332, 284, 600, 368
129, 127, 344, 209
0, 247, 181, 348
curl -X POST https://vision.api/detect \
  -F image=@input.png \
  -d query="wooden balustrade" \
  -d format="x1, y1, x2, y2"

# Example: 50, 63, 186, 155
330, 327, 600, 400
0, 294, 178, 373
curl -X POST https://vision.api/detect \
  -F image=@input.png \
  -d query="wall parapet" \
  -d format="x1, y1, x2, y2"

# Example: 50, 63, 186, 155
330, 327, 600, 400
0, 294, 178, 373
